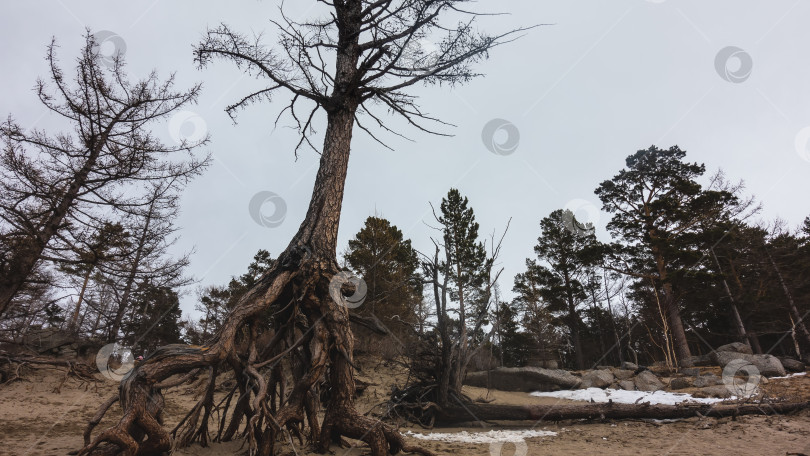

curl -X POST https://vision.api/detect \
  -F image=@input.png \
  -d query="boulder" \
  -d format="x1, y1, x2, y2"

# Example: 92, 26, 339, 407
693, 373, 722, 388
694, 385, 732, 399
464, 367, 581, 392
714, 352, 786, 377
579, 369, 614, 389
612, 369, 635, 380
715, 342, 753, 355
682, 354, 712, 367
778, 357, 806, 373
679, 367, 700, 377
620, 361, 638, 371
618, 380, 636, 391
669, 377, 692, 390
634, 370, 665, 392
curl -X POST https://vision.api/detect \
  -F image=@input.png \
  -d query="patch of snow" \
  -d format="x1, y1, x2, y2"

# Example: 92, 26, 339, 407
530, 387, 726, 405
405, 429, 556, 444
771, 372, 807, 379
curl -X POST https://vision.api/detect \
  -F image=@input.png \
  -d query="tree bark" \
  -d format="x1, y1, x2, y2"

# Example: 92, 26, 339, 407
436, 401, 810, 424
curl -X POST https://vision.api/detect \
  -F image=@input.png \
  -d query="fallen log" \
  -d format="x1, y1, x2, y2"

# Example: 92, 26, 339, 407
436, 401, 810, 424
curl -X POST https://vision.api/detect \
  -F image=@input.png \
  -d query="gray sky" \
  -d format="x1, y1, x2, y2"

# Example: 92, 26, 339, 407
2, 1, 809, 319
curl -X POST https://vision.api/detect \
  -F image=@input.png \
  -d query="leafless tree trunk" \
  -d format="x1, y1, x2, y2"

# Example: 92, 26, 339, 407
77, 2, 528, 455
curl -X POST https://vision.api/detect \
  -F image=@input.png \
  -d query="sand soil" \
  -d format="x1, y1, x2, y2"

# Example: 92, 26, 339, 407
1, 357, 809, 456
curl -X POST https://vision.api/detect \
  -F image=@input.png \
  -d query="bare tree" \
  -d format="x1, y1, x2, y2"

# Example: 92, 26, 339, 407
104, 183, 194, 342
77, 2, 529, 455
0, 32, 209, 319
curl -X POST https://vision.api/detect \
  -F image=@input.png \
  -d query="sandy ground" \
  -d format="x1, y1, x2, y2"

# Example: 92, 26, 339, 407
1, 358, 809, 456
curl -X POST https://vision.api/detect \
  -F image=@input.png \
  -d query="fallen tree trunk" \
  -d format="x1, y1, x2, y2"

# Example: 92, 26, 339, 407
436, 401, 810, 424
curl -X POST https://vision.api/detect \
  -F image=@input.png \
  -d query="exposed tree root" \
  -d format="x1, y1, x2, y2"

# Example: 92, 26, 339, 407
75, 249, 434, 456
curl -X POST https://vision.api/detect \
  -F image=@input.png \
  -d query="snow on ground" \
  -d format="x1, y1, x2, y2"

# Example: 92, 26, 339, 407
772, 372, 807, 379
530, 387, 727, 405
405, 429, 557, 443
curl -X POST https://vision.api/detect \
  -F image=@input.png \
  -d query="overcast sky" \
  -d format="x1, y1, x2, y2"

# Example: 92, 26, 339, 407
2, 1, 809, 319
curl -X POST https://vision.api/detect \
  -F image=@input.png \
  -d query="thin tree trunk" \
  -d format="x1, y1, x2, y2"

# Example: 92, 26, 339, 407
652, 246, 692, 363
710, 247, 750, 348
108, 200, 154, 342
765, 247, 810, 348
0, 127, 112, 318
603, 268, 624, 365
69, 267, 93, 331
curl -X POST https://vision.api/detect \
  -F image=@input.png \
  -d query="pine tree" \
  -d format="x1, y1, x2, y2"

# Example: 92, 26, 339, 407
344, 216, 422, 332
595, 145, 737, 364
518, 209, 600, 369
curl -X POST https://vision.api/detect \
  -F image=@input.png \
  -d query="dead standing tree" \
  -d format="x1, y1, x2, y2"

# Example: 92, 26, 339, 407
0, 33, 209, 319
78, 2, 529, 455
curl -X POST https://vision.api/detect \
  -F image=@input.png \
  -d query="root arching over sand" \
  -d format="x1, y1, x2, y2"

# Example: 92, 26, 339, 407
77, 244, 434, 456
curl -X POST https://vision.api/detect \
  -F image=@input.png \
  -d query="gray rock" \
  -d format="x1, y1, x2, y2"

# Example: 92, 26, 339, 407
607, 382, 620, 390
619, 380, 636, 391
580, 369, 614, 389
693, 373, 722, 388
669, 377, 692, 390
683, 354, 712, 367
698, 385, 732, 399
612, 369, 635, 380
464, 367, 581, 392
778, 357, 806, 373
715, 342, 753, 355
621, 361, 638, 371
634, 370, 665, 391
679, 367, 700, 377
713, 352, 786, 377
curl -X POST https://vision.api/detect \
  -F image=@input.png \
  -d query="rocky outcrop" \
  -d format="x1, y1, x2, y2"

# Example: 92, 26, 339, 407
778, 358, 806, 373
693, 373, 722, 388
634, 370, 665, 391
669, 377, 692, 390
713, 352, 786, 377
612, 369, 635, 380
715, 342, 753, 355
579, 369, 614, 389
464, 367, 582, 392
